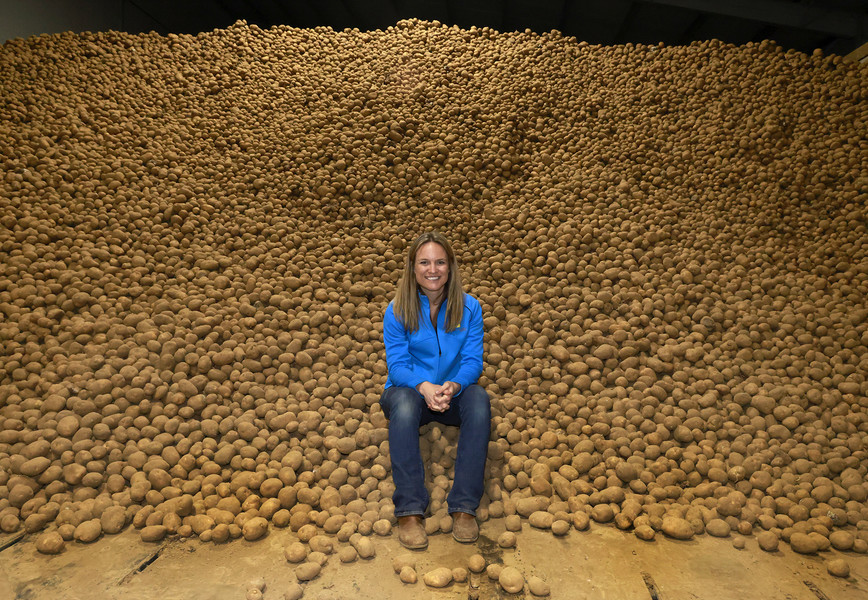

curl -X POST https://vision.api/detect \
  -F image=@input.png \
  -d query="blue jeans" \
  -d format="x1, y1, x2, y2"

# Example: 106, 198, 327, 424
380, 384, 491, 518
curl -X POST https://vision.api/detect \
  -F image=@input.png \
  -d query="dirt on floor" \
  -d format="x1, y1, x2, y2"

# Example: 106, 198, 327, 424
2, 519, 867, 600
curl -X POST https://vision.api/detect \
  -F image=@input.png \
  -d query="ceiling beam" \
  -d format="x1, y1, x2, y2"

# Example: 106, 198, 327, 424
846, 40, 868, 62
638, 0, 867, 39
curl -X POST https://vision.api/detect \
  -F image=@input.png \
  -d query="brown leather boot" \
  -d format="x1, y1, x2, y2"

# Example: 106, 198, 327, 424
452, 512, 479, 543
397, 515, 428, 550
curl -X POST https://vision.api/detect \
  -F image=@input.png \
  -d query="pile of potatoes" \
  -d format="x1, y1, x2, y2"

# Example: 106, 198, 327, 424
0, 18, 866, 567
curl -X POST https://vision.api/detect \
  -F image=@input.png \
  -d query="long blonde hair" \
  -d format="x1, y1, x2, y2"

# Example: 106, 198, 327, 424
393, 232, 465, 333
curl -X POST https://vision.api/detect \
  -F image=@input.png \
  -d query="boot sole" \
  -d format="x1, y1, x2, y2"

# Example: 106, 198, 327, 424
399, 536, 428, 550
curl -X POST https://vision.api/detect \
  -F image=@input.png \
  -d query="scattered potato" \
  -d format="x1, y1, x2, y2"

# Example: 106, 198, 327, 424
294, 561, 321, 582
499, 566, 525, 594
392, 554, 416, 574
528, 575, 551, 597
757, 531, 779, 552
827, 559, 850, 578
349, 535, 375, 559
467, 554, 486, 573
284, 542, 308, 563
399, 565, 417, 584
283, 582, 304, 600
423, 567, 453, 588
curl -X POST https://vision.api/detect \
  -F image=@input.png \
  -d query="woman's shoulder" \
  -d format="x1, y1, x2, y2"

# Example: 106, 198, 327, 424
461, 292, 481, 311
384, 299, 398, 319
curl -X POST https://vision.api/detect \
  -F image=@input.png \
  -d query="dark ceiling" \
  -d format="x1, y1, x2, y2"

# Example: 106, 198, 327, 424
119, 0, 868, 57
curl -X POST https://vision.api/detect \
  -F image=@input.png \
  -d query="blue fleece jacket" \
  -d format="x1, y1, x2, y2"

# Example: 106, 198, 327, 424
383, 291, 484, 393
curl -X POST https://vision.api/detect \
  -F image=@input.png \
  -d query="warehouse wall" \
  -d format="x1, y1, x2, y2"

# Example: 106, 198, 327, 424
0, 0, 161, 43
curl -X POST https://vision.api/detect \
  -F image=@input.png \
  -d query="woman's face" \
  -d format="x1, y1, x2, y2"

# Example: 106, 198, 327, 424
414, 242, 449, 299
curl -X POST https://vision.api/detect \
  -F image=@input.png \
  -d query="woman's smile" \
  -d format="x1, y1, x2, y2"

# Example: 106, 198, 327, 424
415, 242, 449, 298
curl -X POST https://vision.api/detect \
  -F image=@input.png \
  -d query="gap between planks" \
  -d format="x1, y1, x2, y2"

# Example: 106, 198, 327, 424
641, 571, 662, 600
118, 543, 167, 586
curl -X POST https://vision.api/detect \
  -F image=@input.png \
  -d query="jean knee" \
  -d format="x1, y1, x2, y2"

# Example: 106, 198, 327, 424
382, 387, 422, 421
461, 385, 491, 423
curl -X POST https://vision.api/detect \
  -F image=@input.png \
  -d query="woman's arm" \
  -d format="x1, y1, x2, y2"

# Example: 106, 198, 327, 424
383, 304, 426, 390
448, 296, 484, 392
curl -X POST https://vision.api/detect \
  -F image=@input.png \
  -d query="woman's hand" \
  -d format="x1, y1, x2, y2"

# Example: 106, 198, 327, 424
417, 381, 459, 412
417, 381, 443, 412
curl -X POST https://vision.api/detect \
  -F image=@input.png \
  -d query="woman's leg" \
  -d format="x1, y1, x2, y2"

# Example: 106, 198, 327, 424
379, 386, 429, 517
443, 384, 491, 516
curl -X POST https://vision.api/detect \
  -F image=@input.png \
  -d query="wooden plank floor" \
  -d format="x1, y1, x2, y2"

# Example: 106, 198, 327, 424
2, 520, 867, 600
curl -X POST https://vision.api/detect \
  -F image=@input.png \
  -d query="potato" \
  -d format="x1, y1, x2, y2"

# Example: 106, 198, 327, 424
242, 517, 268, 541
284, 542, 308, 563
468, 554, 486, 573
399, 566, 417, 584
498, 531, 517, 548
528, 575, 551, 596
140, 525, 167, 542
705, 519, 731, 538
308, 535, 333, 554
499, 567, 525, 593
756, 531, 778, 552
283, 583, 304, 600
294, 561, 321, 582
392, 554, 416, 574
551, 519, 570, 536
350, 535, 375, 559
829, 530, 854, 551
790, 533, 820, 554
338, 546, 357, 563
36, 531, 65, 555
529, 511, 554, 529
372, 518, 392, 536
423, 567, 453, 588
100, 506, 127, 535
661, 517, 694, 541
74, 519, 102, 543
827, 559, 850, 578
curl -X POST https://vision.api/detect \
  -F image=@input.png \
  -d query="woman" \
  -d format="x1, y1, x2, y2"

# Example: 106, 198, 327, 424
380, 231, 491, 549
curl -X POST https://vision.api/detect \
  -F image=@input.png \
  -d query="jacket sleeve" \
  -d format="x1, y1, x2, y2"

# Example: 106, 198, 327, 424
383, 303, 426, 390
450, 296, 484, 392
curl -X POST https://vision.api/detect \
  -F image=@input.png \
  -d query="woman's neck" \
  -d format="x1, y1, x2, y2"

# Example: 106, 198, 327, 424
421, 288, 445, 307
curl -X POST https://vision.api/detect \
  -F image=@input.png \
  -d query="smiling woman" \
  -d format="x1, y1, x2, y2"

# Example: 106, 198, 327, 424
380, 231, 491, 550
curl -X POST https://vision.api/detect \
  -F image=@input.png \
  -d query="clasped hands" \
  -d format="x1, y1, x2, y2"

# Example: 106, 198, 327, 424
416, 381, 460, 413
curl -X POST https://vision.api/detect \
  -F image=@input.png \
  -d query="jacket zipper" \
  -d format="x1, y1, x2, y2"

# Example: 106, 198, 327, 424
429, 297, 442, 356
434, 307, 442, 356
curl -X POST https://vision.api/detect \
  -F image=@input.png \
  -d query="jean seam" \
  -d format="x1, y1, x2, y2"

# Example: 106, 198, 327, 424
448, 507, 477, 517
